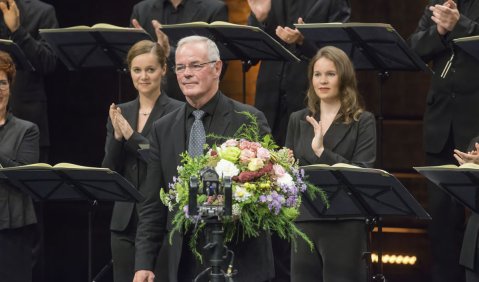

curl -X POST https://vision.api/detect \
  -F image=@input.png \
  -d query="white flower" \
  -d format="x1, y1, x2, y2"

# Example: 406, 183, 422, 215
234, 185, 251, 202
232, 203, 242, 217
277, 172, 294, 187
215, 159, 240, 178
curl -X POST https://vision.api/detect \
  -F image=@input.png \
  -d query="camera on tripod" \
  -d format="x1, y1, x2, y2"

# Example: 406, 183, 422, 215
188, 167, 232, 218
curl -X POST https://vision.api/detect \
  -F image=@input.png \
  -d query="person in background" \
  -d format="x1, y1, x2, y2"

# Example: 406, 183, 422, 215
130, 0, 228, 102
247, 3, 351, 278
285, 46, 376, 282
0, 50, 40, 282
133, 35, 273, 282
0, 0, 57, 162
455, 136, 479, 282
409, 1, 479, 281
102, 40, 183, 282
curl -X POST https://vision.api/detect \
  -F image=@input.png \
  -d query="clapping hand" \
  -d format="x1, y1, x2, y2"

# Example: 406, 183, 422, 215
454, 143, 479, 165
429, 0, 460, 35
276, 17, 305, 45
0, 0, 20, 33
131, 18, 170, 56
306, 115, 325, 158
109, 103, 133, 141
247, 0, 271, 23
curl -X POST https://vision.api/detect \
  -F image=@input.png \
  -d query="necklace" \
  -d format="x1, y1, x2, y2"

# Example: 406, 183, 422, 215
139, 112, 150, 116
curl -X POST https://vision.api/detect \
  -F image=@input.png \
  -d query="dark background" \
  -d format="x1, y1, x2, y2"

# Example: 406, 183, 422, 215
35, 1, 433, 281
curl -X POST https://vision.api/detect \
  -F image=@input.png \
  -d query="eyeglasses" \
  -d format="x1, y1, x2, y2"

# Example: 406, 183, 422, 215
0, 80, 9, 90
174, 61, 216, 74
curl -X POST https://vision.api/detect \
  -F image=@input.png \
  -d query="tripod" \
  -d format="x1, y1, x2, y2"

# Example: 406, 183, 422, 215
193, 217, 235, 282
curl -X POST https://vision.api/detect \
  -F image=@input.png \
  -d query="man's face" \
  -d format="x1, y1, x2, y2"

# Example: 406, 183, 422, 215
175, 41, 221, 104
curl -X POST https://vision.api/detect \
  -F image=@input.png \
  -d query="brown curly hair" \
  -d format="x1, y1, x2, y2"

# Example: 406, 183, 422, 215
0, 51, 16, 84
306, 46, 364, 124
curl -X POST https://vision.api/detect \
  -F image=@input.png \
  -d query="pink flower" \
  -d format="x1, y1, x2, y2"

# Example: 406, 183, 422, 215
239, 140, 262, 152
273, 164, 286, 177
240, 149, 255, 163
256, 148, 271, 161
223, 139, 239, 148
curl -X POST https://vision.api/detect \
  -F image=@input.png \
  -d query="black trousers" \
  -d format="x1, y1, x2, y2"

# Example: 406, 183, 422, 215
111, 213, 137, 282
426, 133, 466, 282
291, 220, 368, 282
0, 225, 35, 282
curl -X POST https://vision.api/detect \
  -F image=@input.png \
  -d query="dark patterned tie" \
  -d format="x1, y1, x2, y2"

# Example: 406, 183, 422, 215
188, 110, 206, 157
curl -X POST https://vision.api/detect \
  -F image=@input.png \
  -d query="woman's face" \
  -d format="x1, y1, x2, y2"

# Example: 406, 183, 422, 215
130, 53, 166, 96
312, 57, 340, 103
0, 70, 10, 114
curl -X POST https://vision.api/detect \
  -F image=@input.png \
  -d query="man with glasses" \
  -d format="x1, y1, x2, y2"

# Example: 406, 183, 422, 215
133, 35, 274, 282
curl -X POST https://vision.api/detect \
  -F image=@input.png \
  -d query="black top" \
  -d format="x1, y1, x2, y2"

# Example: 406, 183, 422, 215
0, 112, 39, 230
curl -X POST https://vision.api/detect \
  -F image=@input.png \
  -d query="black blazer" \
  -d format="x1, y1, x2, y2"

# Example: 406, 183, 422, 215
249, 0, 351, 144
130, 0, 228, 102
135, 92, 274, 282
285, 109, 376, 221
460, 135, 479, 269
6, 0, 58, 147
102, 93, 183, 232
409, 0, 479, 153
0, 113, 39, 230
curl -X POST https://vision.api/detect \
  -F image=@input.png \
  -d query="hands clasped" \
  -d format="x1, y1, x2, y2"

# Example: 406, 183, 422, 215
109, 103, 133, 141
429, 0, 460, 35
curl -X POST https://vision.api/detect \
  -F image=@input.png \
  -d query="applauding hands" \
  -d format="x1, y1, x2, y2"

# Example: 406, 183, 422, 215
109, 103, 133, 141
429, 0, 460, 35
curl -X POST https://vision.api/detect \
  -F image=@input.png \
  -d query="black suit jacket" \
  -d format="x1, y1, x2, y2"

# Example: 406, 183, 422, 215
249, 0, 350, 145
102, 93, 183, 232
285, 109, 376, 221
460, 135, 479, 269
135, 92, 274, 282
4, 0, 58, 147
0, 113, 39, 230
130, 0, 228, 102
409, 0, 479, 153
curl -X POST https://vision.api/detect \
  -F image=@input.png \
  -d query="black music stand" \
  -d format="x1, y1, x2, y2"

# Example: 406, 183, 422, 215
302, 165, 430, 282
296, 23, 432, 166
39, 27, 152, 101
415, 166, 479, 213
0, 39, 34, 71
160, 22, 300, 103
454, 35, 479, 63
0, 165, 144, 282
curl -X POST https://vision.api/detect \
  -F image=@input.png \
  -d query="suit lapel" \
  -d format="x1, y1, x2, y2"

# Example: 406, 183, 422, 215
141, 94, 169, 137
122, 98, 139, 131
298, 118, 352, 163
208, 93, 232, 138
171, 105, 187, 163
323, 122, 352, 150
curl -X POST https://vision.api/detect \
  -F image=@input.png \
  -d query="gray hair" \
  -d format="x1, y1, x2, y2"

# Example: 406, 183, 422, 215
176, 35, 220, 61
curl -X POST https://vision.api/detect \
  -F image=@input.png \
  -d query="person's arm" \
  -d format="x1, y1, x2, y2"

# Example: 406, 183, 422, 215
135, 124, 168, 273
409, 1, 453, 62
3, 2, 58, 74
0, 123, 39, 167
101, 117, 125, 171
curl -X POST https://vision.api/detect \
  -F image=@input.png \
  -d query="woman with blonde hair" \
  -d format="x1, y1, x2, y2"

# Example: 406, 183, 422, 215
286, 46, 377, 282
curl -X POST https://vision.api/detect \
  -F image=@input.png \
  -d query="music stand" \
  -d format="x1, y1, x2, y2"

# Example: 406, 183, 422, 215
301, 165, 430, 282
296, 22, 432, 166
0, 165, 144, 282
39, 27, 152, 102
454, 35, 479, 62
0, 39, 35, 71
159, 22, 300, 103
414, 166, 479, 213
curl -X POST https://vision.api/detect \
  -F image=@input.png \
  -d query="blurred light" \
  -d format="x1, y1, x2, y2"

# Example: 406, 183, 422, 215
371, 253, 417, 265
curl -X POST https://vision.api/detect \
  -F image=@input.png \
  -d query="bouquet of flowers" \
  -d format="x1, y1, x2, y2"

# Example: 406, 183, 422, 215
160, 112, 326, 259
